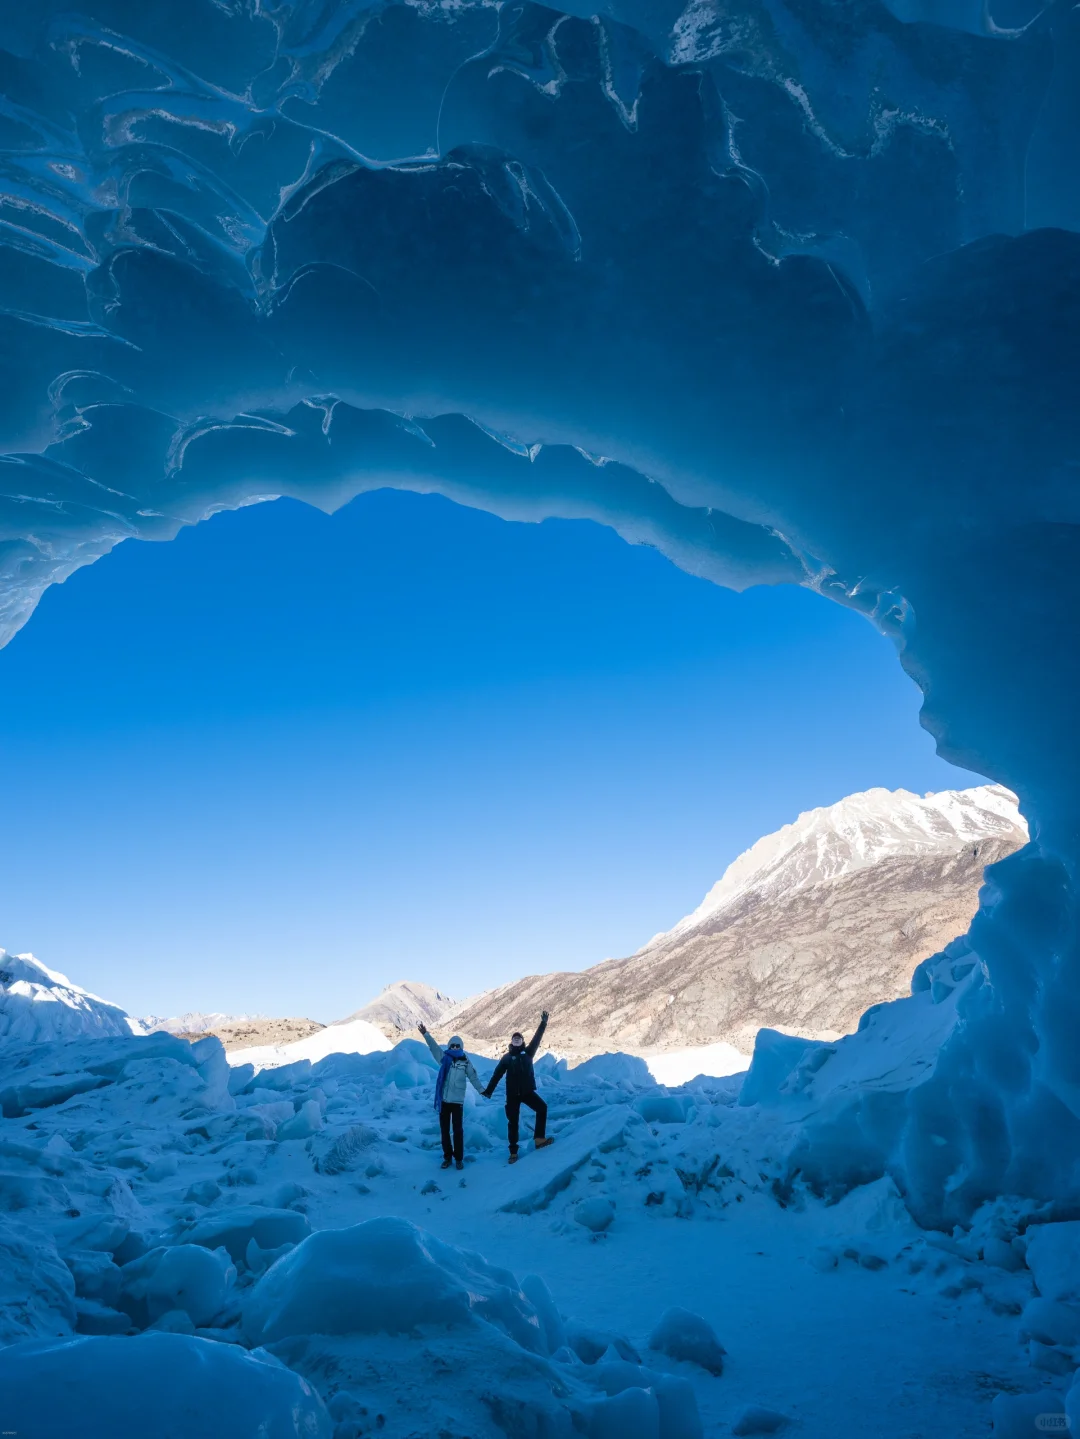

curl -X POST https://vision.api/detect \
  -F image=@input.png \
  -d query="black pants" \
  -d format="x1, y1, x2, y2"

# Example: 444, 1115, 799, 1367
440, 1101, 464, 1162
506, 1092, 547, 1152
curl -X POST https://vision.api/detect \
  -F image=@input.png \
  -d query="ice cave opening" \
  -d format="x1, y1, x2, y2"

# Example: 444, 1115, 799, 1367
2, 473, 1002, 1035
2, 0, 1080, 1433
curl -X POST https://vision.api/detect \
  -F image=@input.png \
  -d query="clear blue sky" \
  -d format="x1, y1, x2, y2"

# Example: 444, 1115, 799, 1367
0, 490, 980, 1021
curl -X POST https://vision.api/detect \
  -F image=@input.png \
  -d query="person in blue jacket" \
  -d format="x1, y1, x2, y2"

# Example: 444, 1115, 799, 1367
483, 1010, 554, 1164
419, 1023, 485, 1170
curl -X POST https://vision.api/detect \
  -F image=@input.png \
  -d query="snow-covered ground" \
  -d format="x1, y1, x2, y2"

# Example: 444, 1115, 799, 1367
641, 1042, 752, 1087
0, 1027, 1073, 1438
225, 1014, 750, 1085
228, 1017, 392, 1071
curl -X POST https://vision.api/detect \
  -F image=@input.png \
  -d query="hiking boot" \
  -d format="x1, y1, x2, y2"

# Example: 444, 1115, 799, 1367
535, 1137, 555, 1150
455, 1159, 464, 1171
508, 1151, 520, 1165
440, 1158, 453, 1169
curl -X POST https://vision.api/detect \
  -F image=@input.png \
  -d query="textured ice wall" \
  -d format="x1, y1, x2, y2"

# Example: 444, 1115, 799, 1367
0, 0, 1077, 1222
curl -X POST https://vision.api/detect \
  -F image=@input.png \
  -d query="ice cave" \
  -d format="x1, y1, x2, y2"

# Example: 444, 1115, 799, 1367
1, 1, 1079, 1435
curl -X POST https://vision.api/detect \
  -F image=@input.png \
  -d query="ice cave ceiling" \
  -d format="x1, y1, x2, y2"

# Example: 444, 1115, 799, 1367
2, 0, 1080, 1219
0, 0, 1074, 812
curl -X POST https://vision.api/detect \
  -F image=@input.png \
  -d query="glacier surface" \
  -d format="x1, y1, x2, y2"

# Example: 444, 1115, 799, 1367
0, 1025, 1073, 1435
0, 0, 1078, 1225
0, 950, 142, 1042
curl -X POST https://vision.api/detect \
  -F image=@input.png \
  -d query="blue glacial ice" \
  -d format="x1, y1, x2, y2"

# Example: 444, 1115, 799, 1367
0, 1, 1079, 1232
0, 1331, 332, 1438
3, 1025, 1061, 1435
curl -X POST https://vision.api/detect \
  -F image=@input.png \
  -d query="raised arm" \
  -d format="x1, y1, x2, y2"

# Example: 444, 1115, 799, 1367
526, 1011, 550, 1059
419, 1026, 444, 1064
483, 1057, 508, 1099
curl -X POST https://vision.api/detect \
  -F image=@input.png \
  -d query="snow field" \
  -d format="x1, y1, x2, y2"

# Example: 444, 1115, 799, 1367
225, 1017, 392, 1072
0, 1029, 1074, 1437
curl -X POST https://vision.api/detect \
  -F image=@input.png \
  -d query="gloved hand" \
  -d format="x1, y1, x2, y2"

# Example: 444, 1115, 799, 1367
418, 1022, 427, 1035
541, 1010, 549, 1021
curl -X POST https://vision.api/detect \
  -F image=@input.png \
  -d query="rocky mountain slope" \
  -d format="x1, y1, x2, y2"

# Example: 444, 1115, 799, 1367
140, 982, 457, 1057
6, 786, 1026, 1068
142, 1013, 325, 1049
451, 786, 1027, 1059
334, 981, 457, 1040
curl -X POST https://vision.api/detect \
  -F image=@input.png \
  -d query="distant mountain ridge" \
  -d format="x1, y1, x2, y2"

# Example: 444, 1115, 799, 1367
450, 785, 1028, 1059
142, 1013, 326, 1049
647, 783, 1024, 949
3, 785, 1028, 1071
336, 981, 458, 1039
142, 1011, 252, 1036
143, 982, 459, 1058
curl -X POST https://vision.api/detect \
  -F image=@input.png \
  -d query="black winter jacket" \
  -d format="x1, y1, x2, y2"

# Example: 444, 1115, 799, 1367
484, 1015, 548, 1101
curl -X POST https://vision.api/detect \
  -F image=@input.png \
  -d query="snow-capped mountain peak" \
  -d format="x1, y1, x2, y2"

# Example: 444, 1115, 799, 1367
337, 980, 458, 1038
141, 1011, 260, 1036
652, 784, 1026, 949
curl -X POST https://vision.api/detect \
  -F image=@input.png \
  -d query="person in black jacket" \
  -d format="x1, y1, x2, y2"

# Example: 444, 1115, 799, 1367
483, 1010, 554, 1164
